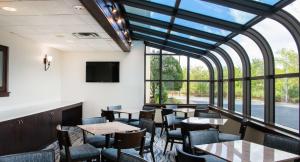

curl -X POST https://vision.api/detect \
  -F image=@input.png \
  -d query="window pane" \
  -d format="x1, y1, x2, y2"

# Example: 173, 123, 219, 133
146, 46, 160, 54
174, 18, 231, 36
275, 77, 299, 131
170, 31, 216, 44
161, 82, 187, 104
210, 51, 228, 79
190, 58, 209, 80
235, 81, 243, 114
130, 21, 167, 33
162, 55, 187, 80
146, 0, 176, 7
253, 0, 279, 5
162, 50, 175, 54
223, 81, 228, 110
284, 0, 300, 22
203, 56, 218, 80
124, 5, 171, 22
253, 18, 299, 74
179, 0, 256, 24
214, 82, 218, 106
233, 35, 264, 77
189, 82, 210, 104
251, 80, 264, 121
220, 44, 243, 78
146, 55, 160, 80
145, 81, 160, 104
167, 40, 206, 51
133, 31, 165, 40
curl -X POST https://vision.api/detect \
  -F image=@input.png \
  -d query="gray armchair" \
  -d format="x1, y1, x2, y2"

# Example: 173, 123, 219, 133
0, 150, 55, 162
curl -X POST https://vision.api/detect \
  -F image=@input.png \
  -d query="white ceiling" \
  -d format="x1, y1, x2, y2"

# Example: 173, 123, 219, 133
0, 0, 122, 52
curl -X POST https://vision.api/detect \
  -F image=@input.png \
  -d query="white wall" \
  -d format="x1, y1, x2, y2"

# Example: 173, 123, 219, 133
0, 31, 62, 110
61, 41, 145, 117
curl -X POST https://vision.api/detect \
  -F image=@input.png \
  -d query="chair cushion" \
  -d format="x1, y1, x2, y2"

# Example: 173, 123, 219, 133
86, 135, 114, 148
169, 129, 182, 139
101, 148, 139, 161
60, 144, 100, 160
219, 133, 240, 142
128, 121, 140, 127
202, 155, 226, 162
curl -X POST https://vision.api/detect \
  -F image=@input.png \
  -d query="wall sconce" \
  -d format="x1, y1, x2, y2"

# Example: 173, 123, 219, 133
43, 54, 52, 71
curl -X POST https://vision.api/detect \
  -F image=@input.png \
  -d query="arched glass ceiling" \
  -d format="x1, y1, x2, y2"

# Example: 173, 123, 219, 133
167, 40, 206, 51
203, 55, 218, 80
220, 44, 243, 78
253, 18, 299, 74
254, 0, 280, 5
133, 31, 165, 40
284, 0, 300, 21
145, 0, 176, 7
210, 51, 228, 79
179, 0, 256, 24
124, 5, 171, 22
170, 31, 216, 44
233, 35, 264, 77
130, 21, 168, 33
190, 58, 210, 80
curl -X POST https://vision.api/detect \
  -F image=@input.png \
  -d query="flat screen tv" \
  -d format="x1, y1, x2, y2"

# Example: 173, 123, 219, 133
86, 62, 119, 82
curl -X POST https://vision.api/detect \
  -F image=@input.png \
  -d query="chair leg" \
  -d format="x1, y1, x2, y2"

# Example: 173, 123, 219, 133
170, 139, 174, 151
160, 126, 164, 137
150, 147, 155, 162
163, 139, 169, 155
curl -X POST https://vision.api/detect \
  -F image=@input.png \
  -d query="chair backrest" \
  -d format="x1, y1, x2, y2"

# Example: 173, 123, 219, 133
119, 152, 147, 162
165, 114, 177, 128
139, 119, 155, 146
82, 117, 107, 125
264, 133, 300, 155
101, 110, 115, 122
189, 130, 219, 148
194, 109, 209, 117
56, 125, 72, 161
0, 150, 55, 162
142, 105, 156, 111
175, 148, 205, 162
166, 105, 178, 109
107, 105, 122, 111
196, 112, 221, 118
114, 129, 146, 160
139, 110, 155, 120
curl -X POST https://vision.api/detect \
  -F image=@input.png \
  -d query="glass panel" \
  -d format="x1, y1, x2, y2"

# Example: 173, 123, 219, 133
220, 44, 243, 78
170, 31, 216, 44
133, 31, 165, 40
190, 58, 209, 80
284, 1, 300, 22
146, 0, 176, 7
210, 51, 228, 79
251, 80, 264, 121
162, 55, 187, 80
214, 82, 218, 106
235, 81, 243, 114
161, 82, 187, 104
130, 21, 167, 33
167, 40, 206, 51
275, 77, 299, 131
203, 56, 218, 80
253, 18, 299, 74
253, 0, 279, 5
145, 81, 160, 104
233, 35, 264, 77
146, 46, 160, 54
146, 55, 160, 80
189, 82, 210, 104
124, 5, 171, 22
162, 50, 175, 54
0, 51, 3, 87
179, 0, 256, 24
174, 18, 231, 36
223, 81, 228, 109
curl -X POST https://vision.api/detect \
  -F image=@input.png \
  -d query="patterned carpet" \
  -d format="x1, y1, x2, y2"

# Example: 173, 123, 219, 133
44, 127, 180, 162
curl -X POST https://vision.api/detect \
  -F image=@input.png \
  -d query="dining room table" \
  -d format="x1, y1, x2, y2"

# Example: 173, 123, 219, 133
173, 108, 195, 118
182, 117, 228, 126
77, 121, 140, 147
194, 140, 300, 162
109, 109, 140, 120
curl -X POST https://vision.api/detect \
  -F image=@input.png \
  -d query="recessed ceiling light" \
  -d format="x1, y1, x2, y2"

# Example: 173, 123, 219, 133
73, 5, 85, 10
2, 7, 17, 12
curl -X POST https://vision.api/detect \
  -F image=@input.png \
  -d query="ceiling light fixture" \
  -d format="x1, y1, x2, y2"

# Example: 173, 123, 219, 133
2, 7, 16, 12
73, 5, 85, 10
117, 18, 122, 24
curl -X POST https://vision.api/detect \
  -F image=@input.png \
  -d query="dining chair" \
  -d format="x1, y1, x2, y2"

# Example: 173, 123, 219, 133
101, 110, 129, 123
56, 125, 100, 162
163, 114, 183, 155
82, 117, 114, 148
176, 148, 225, 162
193, 108, 209, 116
101, 129, 146, 162
188, 130, 219, 155
218, 119, 248, 142
165, 105, 178, 109
107, 105, 123, 118
160, 109, 182, 136
0, 150, 55, 162
264, 133, 300, 156
128, 110, 155, 127
139, 119, 156, 162
142, 105, 156, 111
119, 152, 147, 162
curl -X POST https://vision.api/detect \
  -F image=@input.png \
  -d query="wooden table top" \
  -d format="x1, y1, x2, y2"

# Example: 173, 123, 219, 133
194, 140, 300, 162
173, 108, 195, 113
182, 117, 228, 125
77, 122, 140, 135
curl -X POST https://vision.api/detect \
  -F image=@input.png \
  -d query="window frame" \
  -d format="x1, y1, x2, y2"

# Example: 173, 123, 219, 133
0, 45, 9, 97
